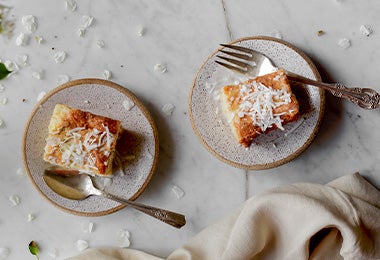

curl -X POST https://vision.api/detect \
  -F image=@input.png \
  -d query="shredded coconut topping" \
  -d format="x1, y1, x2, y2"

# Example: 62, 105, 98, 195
237, 80, 291, 131
45, 125, 116, 173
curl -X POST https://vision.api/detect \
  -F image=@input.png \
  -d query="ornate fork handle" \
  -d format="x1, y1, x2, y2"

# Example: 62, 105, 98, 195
286, 72, 380, 109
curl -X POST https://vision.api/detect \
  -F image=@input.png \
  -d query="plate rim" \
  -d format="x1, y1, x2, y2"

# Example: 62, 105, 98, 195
189, 36, 326, 170
22, 78, 159, 216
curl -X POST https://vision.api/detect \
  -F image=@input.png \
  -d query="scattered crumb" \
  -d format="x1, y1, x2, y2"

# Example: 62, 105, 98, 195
34, 35, 44, 44
270, 29, 282, 39
57, 74, 70, 84
0, 97, 8, 105
162, 103, 175, 116
171, 185, 185, 199
53, 50, 67, 63
27, 213, 35, 222
102, 70, 111, 80
37, 91, 46, 101
48, 248, 59, 259
75, 240, 89, 252
65, 0, 77, 12
9, 195, 20, 206
117, 229, 131, 248
22, 98, 27, 102
80, 15, 94, 28
317, 30, 324, 36
154, 63, 167, 73
96, 40, 105, 48
15, 32, 30, 46
82, 222, 94, 233
0, 247, 10, 259
122, 99, 135, 111
21, 15, 38, 33
360, 25, 372, 37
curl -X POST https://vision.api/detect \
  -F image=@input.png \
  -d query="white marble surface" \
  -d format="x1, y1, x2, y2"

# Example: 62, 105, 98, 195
1, 0, 380, 259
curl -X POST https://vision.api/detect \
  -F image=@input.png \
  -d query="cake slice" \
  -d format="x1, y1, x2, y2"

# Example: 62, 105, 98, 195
220, 69, 299, 147
43, 104, 122, 177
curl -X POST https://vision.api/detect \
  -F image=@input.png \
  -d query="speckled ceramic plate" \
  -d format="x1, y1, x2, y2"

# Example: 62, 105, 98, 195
189, 37, 325, 169
23, 79, 159, 216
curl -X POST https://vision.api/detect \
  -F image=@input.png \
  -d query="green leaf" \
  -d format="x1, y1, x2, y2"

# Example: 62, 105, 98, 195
28, 241, 40, 259
0, 63, 11, 80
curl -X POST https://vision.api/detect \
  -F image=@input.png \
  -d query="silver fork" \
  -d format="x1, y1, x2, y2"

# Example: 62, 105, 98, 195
216, 44, 380, 110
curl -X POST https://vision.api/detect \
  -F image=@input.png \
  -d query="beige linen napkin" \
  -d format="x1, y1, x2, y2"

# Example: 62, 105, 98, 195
68, 173, 380, 260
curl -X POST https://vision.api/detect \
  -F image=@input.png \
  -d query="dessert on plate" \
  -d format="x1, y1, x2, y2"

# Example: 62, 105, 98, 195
43, 104, 122, 177
220, 69, 299, 147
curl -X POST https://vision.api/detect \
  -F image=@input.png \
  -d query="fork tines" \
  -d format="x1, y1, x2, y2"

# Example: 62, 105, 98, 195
215, 44, 258, 74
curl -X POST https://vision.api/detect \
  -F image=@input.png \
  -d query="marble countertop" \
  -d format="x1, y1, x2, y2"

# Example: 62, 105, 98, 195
1, 0, 380, 259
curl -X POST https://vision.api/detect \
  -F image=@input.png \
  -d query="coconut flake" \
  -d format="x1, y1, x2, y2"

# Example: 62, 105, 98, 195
80, 15, 94, 28
53, 51, 67, 63
82, 222, 94, 233
117, 229, 131, 248
16, 167, 26, 177
27, 213, 35, 222
75, 240, 89, 252
0, 97, 8, 105
15, 32, 30, 46
154, 63, 167, 73
31, 68, 44, 80
34, 35, 44, 44
162, 103, 175, 116
0, 118, 4, 128
172, 185, 185, 199
338, 38, 351, 49
4, 60, 19, 73
136, 26, 146, 36
21, 15, 38, 33
0, 84, 4, 92
77, 28, 86, 37
37, 91, 46, 101
102, 70, 111, 80
65, 0, 77, 12
122, 99, 135, 111
16, 54, 29, 67
9, 195, 20, 206
360, 25, 372, 37
96, 40, 105, 48
57, 74, 70, 84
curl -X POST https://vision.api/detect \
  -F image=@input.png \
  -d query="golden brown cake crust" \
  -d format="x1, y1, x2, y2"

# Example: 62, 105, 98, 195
221, 69, 299, 147
43, 104, 122, 176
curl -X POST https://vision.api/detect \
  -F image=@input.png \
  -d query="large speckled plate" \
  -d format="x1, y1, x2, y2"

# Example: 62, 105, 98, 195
23, 79, 159, 216
189, 37, 325, 169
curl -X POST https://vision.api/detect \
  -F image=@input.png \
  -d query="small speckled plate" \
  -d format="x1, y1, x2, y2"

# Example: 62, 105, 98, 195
23, 79, 159, 216
189, 37, 325, 169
